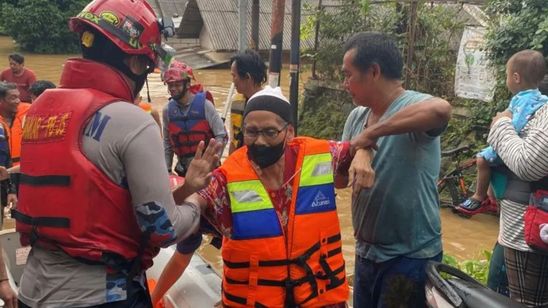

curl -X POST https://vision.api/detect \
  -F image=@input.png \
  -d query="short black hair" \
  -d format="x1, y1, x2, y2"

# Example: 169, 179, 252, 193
344, 32, 403, 80
8, 53, 25, 65
230, 49, 267, 86
29, 80, 57, 98
0, 82, 17, 100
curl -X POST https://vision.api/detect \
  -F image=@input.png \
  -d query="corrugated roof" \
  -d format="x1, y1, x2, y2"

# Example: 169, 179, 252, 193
181, 0, 343, 51
151, 0, 188, 19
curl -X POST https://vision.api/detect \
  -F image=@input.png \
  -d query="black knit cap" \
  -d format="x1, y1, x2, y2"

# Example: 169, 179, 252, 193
243, 86, 293, 125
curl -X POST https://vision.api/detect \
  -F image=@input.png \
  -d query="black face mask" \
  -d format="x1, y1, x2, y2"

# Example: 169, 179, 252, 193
247, 141, 285, 168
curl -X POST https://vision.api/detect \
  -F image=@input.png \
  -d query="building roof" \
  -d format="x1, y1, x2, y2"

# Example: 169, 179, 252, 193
179, 0, 342, 51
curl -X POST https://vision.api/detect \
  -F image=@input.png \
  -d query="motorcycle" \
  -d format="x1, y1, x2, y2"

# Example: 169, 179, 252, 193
425, 261, 524, 308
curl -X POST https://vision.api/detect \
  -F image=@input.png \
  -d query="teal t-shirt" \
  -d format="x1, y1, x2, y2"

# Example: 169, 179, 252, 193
342, 90, 442, 262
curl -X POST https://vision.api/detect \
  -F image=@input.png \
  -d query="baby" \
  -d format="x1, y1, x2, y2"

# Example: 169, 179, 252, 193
460, 50, 547, 212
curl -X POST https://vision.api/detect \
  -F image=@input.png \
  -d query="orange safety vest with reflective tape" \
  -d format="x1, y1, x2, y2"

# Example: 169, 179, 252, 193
0, 103, 30, 166
219, 136, 349, 307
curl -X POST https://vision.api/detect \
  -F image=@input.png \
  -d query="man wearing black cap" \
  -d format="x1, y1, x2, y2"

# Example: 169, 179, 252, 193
175, 86, 375, 307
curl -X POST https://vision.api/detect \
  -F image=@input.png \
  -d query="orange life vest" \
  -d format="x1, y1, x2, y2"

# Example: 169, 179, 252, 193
219, 137, 349, 307
14, 58, 158, 269
139, 101, 152, 113
0, 103, 30, 166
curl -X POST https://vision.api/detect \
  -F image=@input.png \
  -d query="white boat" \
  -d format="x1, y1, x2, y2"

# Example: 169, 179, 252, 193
0, 228, 221, 308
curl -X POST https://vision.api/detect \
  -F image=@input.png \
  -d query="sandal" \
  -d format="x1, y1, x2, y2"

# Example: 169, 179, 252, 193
459, 198, 483, 211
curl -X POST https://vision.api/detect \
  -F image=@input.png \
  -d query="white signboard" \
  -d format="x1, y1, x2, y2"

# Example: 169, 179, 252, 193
455, 26, 496, 102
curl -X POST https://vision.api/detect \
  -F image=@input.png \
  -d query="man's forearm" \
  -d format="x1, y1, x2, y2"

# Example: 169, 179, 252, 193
351, 99, 451, 151
0, 243, 8, 281
368, 99, 451, 139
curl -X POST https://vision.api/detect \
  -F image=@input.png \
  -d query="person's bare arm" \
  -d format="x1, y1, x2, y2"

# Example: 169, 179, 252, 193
0, 243, 17, 308
351, 98, 451, 150
488, 109, 548, 181
151, 251, 193, 306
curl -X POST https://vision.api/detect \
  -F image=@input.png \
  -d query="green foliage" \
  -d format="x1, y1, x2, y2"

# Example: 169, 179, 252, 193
443, 250, 492, 285
301, 0, 464, 97
299, 81, 354, 140
301, 0, 400, 81
405, 4, 465, 97
0, 0, 88, 53
299, 1, 467, 140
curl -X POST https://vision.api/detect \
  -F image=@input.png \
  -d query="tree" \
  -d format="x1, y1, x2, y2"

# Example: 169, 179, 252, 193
0, 0, 88, 53
298, 0, 465, 140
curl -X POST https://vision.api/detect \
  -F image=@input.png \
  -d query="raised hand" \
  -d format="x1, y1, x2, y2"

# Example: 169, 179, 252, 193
173, 139, 222, 204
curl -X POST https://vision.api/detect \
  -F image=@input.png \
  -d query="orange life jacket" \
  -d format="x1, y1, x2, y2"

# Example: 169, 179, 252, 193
14, 58, 158, 269
139, 101, 153, 114
0, 103, 30, 166
219, 137, 349, 307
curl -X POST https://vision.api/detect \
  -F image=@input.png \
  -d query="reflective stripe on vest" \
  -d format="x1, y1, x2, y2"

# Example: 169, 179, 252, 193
296, 153, 336, 215
227, 180, 282, 240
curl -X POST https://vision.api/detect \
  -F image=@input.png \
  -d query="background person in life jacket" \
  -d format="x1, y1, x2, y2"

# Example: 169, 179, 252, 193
13, 0, 223, 307
172, 86, 375, 307
0, 81, 56, 182
0, 82, 21, 210
0, 83, 17, 229
0, 82, 30, 168
162, 60, 227, 176
228, 49, 267, 154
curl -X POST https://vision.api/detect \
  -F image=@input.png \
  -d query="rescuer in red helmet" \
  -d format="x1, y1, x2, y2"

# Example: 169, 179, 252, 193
13, 1, 221, 306
162, 60, 226, 176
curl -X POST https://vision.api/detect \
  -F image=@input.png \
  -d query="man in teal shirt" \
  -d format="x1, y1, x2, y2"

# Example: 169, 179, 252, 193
342, 32, 452, 307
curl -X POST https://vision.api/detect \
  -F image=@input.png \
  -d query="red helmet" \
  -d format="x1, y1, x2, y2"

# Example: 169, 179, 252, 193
163, 60, 195, 83
69, 0, 161, 65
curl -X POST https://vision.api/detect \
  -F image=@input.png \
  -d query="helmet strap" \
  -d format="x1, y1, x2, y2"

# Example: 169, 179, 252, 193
145, 77, 151, 103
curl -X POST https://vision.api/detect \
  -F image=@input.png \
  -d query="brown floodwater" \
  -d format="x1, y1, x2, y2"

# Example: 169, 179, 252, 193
0, 36, 500, 280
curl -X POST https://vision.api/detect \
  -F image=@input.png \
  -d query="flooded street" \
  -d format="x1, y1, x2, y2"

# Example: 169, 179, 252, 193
0, 36, 500, 279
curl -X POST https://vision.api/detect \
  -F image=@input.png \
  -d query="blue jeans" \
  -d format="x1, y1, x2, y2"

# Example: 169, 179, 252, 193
353, 252, 443, 308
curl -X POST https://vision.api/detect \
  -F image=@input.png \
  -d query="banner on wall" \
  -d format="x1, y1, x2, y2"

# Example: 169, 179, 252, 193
455, 26, 496, 102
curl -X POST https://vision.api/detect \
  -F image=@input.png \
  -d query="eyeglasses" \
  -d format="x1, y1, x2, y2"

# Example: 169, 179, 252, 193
244, 123, 288, 139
